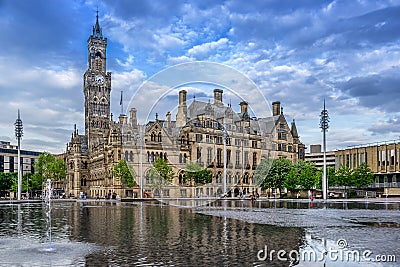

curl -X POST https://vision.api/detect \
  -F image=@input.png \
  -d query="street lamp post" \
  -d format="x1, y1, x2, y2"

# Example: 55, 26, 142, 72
136, 125, 144, 199
15, 110, 23, 200
222, 123, 228, 196
320, 100, 329, 201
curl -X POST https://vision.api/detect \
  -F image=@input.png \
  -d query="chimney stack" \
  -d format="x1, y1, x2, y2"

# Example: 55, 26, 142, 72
240, 101, 248, 114
213, 89, 223, 106
176, 90, 188, 127
130, 108, 137, 128
272, 101, 281, 116
179, 90, 187, 106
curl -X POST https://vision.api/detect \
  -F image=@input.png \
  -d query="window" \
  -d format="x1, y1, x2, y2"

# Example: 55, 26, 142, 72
207, 148, 212, 165
278, 132, 287, 140
125, 151, 128, 161
252, 141, 257, 148
158, 132, 162, 142
196, 134, 202, 142
235, 151, 240, 165
252, 152, 257, 167
130, 151, 133, 162
390, 149, 395, 166
235, 139, 241, 146
197, 147, 201, 162
244, 151, 249, 166
243, 140, 249, 147
217, 149, 222, 166
227, 150, 231, 164
261, 142, 266, 149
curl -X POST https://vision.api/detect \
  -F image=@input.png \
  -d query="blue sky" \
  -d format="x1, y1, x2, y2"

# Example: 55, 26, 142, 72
0, 0, 399, 153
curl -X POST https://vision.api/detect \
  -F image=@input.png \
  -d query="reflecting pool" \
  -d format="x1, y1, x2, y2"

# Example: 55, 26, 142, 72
0, 200, 399, 266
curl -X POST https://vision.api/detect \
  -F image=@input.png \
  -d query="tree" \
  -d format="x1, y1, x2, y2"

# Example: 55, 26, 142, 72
297, 161, 320, 190
255, 158, 292, 192
147, 158, 174, 196
351, 163, 374, 188
34, 152, 67, 183
283, 168, 300, 195
185, 162, 212, 185
113, 160, 137, 187
335, 166, 353, 188
0, 172, 16, 191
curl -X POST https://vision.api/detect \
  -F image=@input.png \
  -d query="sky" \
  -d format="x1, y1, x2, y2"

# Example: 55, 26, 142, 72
0, 0, 399, 154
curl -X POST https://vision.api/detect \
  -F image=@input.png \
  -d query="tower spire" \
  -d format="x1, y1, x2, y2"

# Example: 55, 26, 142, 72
93, 9, 102, 37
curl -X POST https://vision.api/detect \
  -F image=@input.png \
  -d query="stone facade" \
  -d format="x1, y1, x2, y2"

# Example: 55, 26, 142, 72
61, 16, 305, 198
335, 141, 400, 194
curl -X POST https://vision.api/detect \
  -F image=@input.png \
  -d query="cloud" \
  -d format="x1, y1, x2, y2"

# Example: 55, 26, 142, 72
368, 116, 400, 136
187, 38, 230, 59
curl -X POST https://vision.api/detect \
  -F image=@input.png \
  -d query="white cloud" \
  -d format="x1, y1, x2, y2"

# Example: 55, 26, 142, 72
187, 38, 230, 59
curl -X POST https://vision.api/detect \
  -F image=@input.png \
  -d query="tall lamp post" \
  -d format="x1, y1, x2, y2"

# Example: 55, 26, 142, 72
222, 123, 228, 197
15, 110, 23, 200
320, 100, 329, 201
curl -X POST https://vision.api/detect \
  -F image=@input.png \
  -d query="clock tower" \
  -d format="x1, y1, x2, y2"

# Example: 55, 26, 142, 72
84, 12, 111, 152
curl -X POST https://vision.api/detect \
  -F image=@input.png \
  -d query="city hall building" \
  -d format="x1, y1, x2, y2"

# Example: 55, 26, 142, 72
60, 15, 305, 198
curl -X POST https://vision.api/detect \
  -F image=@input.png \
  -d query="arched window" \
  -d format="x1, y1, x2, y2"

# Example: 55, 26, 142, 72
179, 154, 183, 164
150, 152, 155, 162
164, 152, 167, 160
130, 151, 133, 162
158, 132, 162, 142
183, 153, 187, 163
125, 151, 128, 161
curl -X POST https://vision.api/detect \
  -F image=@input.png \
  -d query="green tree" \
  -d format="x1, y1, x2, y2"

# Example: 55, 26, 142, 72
255, 158, 292, 192
351, 163, 374, 188
326, 166, 337, 187
147, 158, 174, 196
283, 168, 300, 195
34, 152, 67, 183
113, 160, 137, 187
0, 172, 16, 191
185, 162, 212, 185
335, 166, 353, 188
297, 161, 319, 190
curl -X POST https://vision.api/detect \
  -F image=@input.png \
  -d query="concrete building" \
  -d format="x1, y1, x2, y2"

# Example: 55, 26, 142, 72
335, 140, 400, 195
61, 15, 305, 198
305, 144, 335, 169
0, 141, 40, 175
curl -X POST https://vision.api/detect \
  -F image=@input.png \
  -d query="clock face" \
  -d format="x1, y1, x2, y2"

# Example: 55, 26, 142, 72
96, 75, 104, 84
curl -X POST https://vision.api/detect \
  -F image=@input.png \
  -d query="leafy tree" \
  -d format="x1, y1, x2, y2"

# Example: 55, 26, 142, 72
185, 162, 212, 185
335, 166, 353, 188
147, 158, 174, 196
283, 168, 300, 195
34, 152, 67, 183
255, 158, 292, 191
0, 172, 16, 191
297, 161, 320, 190
151, 158, 174, 183
113, 160, 137, 187
351, 163, 374, 188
